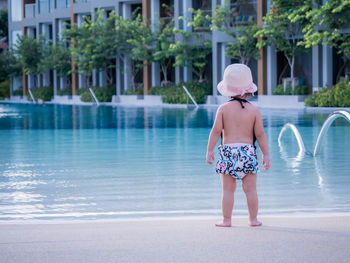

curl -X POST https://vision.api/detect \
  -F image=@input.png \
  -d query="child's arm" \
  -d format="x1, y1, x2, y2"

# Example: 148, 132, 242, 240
254, 110, 270, 170
206, 106, 224, 165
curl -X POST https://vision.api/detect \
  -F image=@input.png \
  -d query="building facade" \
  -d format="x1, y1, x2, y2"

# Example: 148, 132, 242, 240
7, 0, 344, 98
0, 0, 7, 10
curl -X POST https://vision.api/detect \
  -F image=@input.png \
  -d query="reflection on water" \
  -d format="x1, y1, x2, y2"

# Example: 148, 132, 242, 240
0, 103, 350, 220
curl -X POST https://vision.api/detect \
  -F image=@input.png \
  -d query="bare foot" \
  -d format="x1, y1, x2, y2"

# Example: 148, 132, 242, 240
215, 219, 232, 227
249, 219, 262, 227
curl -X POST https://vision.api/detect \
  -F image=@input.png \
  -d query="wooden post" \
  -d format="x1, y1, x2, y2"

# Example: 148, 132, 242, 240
21, 0, 27, 96
257, 0, 267, 95
70, 0, 77, 96
142, 0, 151, 95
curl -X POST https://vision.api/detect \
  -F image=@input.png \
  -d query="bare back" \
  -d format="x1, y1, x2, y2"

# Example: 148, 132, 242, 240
221, 100, 257, 145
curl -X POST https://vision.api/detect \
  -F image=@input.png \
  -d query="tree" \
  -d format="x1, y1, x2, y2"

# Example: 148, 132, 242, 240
0, 49, 22, 82
256, 0, 307, 90
171, 8, 212, 82
299, 0, 350, 82
39, 40, 72, 86
120, 10, 152, 90
210, 1, 259, 65
64, 9, 153, 90
150, 15, 176, 86
14, 35, 45, 88
63, 12, 99, 87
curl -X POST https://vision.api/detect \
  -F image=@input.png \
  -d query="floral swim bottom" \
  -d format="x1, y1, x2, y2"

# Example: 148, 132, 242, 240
215, 143, 259, 180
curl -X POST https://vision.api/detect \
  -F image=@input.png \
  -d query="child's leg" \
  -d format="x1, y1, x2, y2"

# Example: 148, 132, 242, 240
216, 173, 236, 227
242, 173, 261, 226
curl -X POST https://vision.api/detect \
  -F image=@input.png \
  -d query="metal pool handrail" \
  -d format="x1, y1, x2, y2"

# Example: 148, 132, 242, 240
182, 86, 199, 108
278, 110, 350, 157
278, 123, 307, 154
313, 110, 350, 156
89, 88, 100, 106
28, 88, 36, 103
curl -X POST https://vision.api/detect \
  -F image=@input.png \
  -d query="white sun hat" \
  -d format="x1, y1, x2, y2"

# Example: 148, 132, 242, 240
217, 63, 258, 97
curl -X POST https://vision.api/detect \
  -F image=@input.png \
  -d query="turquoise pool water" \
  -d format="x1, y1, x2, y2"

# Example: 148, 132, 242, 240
0, 103, 349, 221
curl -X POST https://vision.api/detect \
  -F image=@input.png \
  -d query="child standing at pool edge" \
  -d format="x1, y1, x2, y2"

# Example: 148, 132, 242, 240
206, 64, 270, 227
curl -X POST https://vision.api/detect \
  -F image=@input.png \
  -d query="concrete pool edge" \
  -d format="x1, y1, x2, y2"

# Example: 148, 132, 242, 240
1, 216, 349, 263
1, 99, 350, 111
1, 211, 350, 225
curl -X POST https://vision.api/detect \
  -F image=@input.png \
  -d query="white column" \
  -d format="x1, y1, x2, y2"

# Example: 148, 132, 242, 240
92, 69, 97, 86
99, 71, 105, 87
151, 0, 160, 87
42, 24, 51, 87
312, 45, 320, 91
322, 45, 333, 88
91, 11, 96, 87
27, 28, 35, 90
221, 43, 230, 78
58, 20, 66, 91
77, 14, 86, 89
267, 45, 277, 95
116, 57, 121, 95
212, 42, 218, 96
122, 4, 132, 90
183, 0, 192, 82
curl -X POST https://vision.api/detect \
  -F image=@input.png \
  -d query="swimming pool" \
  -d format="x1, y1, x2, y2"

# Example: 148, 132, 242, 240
0, 103, 349, 221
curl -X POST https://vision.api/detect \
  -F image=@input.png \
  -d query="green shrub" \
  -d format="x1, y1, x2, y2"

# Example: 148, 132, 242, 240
80, 90, 94, 102
57, 86, 72, 96
149, 81, 211, 104
272, 84, 309, 95
76, 88, 88, 96
12, 89, 22, 96
294, 85, 309, 95
80, 85, 115, 102
334, 80, 350, 107
305, 81, 350, 107
29, 86, 53, 101
123, 84, 144, 95
304, 94, 317, 107
0, 79, 10, 99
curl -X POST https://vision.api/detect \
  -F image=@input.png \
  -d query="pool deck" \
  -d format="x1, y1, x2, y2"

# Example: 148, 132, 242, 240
1, 215, 350, 263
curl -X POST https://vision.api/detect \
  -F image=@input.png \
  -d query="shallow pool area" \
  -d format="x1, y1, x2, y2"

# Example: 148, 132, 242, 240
0, 103, 350, 221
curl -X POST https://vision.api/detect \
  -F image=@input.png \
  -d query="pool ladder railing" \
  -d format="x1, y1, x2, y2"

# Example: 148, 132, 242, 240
278, 110, 350, 157
89, 88, 100, 106
182, 86, 199, 108
28, 88, 36, 103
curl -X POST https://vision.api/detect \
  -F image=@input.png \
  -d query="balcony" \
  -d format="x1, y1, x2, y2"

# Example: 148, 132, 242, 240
39, 0, 50, 14
25, 3, 36, 18
56, 0, 70, 9
230, 0, 257, 25
74, 0, 91, 3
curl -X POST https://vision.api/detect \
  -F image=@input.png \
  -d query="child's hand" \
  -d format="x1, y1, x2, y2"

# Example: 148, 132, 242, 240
206, 151, 215, 165
262, 155, 270, 170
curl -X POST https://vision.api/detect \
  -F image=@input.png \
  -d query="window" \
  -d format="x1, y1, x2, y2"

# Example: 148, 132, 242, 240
11, 0, 22, 21
39, 0, 51, 14
12, 30, 22, 46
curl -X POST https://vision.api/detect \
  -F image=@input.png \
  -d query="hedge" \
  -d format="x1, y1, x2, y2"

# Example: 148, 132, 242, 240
272, 84, 309, 95
305, 81, 350, 107
57, 86, 72, 96
28, 86, 53, 101
0, 79, 10, 99
80, 85, 115, 102
148, 80, 211, 104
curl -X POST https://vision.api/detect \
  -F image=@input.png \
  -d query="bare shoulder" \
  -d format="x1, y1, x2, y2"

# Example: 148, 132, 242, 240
246, 102, 260, 117
217, 102, 230, 112
215, 104, 226, 116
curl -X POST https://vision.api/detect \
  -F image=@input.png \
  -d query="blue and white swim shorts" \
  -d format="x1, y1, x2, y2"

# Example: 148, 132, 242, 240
215, 143, 259, 180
